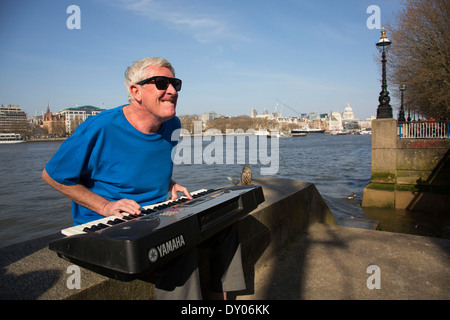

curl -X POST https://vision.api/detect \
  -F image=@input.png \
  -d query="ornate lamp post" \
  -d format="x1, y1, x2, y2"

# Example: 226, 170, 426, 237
376, 27, 393, 119
398, 83, 406, 122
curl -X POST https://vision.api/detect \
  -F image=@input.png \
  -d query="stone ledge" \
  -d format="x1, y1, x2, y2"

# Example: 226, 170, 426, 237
238, 223, 450, 300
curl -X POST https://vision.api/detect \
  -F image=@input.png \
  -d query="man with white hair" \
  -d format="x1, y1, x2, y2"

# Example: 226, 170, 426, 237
42, 57, 245, 299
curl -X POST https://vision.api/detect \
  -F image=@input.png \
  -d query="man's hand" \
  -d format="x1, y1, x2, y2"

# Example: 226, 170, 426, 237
101, 199, 142, 218
169, 180, 192, 201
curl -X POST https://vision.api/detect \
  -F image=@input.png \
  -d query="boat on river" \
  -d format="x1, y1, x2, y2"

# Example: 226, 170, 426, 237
291, 127, 325, 134
291, 131, 307, 137
330, 130, 349, 135
0, 133, 25, 144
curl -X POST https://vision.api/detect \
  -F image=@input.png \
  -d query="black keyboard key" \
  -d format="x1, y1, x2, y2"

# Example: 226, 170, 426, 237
83, 225, 101, 233
107, 218, 124, 225
141, 208, 156, 215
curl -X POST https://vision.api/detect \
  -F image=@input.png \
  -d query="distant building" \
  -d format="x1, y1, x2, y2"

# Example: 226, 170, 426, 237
43, 105, 66, 136
273, 111, 282, 118
359, 116, 375, 130
255, 113, 275, 120
329, 111, 343, 131
201, 111, 221, 123
59, 105, 105, 133
308, 112, 320, 120
203, 103, 374, 133
341, 102, 360, 130
0, 104, 28, 134
43, 105, 105, 135
342, 102, 355, 120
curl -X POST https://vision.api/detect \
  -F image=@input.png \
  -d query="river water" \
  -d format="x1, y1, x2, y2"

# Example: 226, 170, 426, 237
0, 134, 448, 249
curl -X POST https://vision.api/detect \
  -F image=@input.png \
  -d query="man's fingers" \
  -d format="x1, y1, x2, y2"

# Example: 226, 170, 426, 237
170, 184, 192, 200
118, 199, 141, 215
103, 199, 141, 217
183, 189, 193, 199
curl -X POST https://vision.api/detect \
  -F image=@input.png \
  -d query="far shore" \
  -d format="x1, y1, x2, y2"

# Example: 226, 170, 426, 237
26, 138, 67, 142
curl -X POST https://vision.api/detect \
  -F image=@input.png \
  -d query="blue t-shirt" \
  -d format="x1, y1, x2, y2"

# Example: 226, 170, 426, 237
45, 105, 181, 226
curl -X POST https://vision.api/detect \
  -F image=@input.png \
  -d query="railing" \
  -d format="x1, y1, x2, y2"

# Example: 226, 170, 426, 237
398, 120, 450, 139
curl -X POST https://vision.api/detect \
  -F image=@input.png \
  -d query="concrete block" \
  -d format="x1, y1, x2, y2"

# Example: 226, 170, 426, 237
371, 119, 398, 149
396, 169, 433, 185
362, 185, 395, 208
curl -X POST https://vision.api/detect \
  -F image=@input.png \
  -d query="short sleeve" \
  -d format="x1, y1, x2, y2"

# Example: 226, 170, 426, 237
44, 122, 97, 186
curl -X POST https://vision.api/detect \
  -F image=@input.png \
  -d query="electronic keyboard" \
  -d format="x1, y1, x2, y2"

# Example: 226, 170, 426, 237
49, 184, 264, 276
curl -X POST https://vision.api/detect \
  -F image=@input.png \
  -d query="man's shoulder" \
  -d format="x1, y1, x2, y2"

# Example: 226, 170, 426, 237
75, 106, 123, 132
161, 116, 181, 133
87, 106, 123, 123
168, 115, 181, 128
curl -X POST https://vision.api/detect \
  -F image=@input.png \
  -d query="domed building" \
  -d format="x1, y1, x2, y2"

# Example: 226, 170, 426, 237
342, 102, 355, 120
342, 102, 360, 131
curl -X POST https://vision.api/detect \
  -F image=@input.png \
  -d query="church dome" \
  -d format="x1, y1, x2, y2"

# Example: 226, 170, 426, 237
343, 102, 354, 120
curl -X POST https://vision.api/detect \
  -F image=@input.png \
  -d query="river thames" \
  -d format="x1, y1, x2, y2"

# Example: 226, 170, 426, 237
0, 134, 448, 249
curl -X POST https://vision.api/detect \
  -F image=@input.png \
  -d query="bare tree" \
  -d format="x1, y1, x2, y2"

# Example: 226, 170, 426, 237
387, 0, 450, 119
179, 114, 200, 133
205, 116, 279, 132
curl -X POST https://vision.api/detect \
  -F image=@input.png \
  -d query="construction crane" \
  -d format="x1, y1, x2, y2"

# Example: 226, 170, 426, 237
275, 99, 301, 117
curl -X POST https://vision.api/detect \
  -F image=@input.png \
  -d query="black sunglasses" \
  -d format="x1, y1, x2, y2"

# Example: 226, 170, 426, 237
136, 76, 182, 92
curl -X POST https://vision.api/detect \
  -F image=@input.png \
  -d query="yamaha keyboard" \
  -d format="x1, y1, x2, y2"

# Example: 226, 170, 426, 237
49, 184, 264, 276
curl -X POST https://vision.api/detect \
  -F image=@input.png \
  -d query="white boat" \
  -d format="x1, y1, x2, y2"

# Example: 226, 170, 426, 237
292, 127, 325, 134
0, 133, 25, 144
291, 131, 307, 137
330, 130, 349, 135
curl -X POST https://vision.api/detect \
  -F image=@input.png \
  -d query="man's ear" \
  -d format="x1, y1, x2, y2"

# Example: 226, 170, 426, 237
129, 84, 142, 103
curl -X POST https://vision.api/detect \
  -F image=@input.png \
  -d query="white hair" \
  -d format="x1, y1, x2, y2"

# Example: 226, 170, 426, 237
124, 57, 176, 102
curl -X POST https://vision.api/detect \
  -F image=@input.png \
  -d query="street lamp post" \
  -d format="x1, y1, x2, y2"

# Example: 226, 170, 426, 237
398, 83, 406, 122
376, 27, 393, 119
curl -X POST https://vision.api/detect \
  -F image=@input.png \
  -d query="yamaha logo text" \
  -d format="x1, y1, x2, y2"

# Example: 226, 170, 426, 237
148, 235, 186, 263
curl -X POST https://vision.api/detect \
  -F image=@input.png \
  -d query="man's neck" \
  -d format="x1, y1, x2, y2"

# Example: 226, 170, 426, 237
122, 103, 162, 134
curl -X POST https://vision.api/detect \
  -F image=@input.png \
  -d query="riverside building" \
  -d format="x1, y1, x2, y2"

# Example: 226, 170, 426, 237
43, 105, 105, 135
0, 104, 28, 133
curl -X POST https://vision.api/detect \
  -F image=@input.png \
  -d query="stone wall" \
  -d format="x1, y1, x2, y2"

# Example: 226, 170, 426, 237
362, 119, 450, 213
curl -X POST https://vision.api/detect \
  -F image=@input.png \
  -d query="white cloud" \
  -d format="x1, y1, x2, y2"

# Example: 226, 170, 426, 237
111, 0, 245, 43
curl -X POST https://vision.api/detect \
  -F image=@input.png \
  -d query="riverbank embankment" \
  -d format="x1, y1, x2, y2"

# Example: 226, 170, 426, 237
0, 177, 448, 300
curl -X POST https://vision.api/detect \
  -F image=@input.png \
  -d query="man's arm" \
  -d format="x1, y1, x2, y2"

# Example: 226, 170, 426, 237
41, 168, 141, 218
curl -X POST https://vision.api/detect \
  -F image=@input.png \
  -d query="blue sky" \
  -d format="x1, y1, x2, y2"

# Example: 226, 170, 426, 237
0, 0, 403, 120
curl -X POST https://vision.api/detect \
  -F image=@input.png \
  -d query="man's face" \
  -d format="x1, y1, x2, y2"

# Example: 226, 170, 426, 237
138, 65, 178, 121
